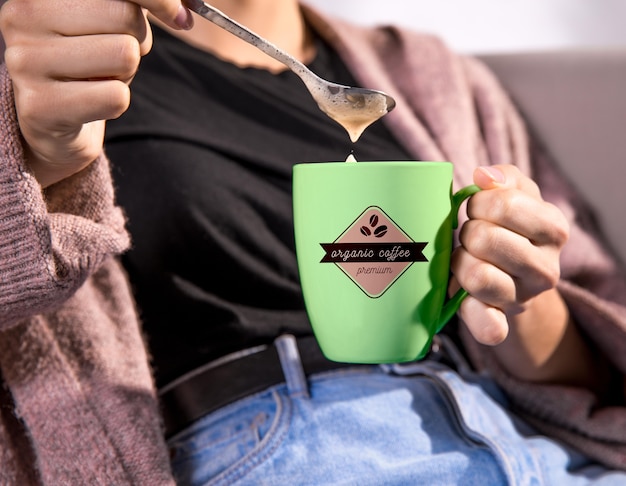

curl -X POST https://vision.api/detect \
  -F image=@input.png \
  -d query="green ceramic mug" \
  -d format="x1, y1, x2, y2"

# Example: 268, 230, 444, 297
293, 161, 480, 363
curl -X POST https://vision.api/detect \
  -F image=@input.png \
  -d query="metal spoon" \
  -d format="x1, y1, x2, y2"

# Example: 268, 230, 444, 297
181, 0, 396, 142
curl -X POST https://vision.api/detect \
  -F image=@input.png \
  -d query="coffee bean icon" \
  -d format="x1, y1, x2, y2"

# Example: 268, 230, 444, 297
374, 225, 388, 238
361, 213, 387, 238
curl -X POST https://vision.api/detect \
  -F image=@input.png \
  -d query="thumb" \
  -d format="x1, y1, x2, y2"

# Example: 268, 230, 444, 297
474, 164, 542, 198
473, 165, 507, 190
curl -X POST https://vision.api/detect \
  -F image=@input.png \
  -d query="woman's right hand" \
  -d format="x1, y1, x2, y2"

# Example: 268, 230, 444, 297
0, 0, 192, 187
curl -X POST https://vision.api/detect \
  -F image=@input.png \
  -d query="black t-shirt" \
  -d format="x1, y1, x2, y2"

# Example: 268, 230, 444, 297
105, 26, 416, 387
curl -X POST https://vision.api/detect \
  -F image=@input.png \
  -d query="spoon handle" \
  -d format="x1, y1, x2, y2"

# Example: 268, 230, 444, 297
180, 0, 396, 142
181, 0, 320, 87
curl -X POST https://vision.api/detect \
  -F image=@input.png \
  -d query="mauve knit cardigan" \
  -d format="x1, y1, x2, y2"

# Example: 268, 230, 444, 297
1, 5, 625, 483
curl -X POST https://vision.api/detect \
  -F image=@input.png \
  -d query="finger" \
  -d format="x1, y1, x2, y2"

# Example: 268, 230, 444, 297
458, 296, 509, 346
472, 165, 569, 246
467, 189, 569, 247
450, 246, 525, 313
139, 0, 193, 30
1, 0, 154, 55
459, 219, 562, 293
2, 0, 143, 36
15, 79, 132, 132
9, 35, 142, 83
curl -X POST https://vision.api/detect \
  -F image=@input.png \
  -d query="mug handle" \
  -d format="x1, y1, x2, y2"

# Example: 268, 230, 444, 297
436, 184, 481, 332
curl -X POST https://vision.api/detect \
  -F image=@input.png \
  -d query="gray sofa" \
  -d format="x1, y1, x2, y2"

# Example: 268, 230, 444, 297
479, 49, 626, 267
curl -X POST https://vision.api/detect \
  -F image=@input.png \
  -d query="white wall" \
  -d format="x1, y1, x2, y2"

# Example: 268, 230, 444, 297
305, 0, 626, 53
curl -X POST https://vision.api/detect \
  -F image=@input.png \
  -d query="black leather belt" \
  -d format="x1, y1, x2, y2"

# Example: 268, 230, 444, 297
158, 335, 358, 438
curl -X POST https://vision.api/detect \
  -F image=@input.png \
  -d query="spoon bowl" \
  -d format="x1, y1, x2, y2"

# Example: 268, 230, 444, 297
182, 0, 396, 141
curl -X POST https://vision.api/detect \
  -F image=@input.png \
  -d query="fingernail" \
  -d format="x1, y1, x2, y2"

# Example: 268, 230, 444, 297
174, 5, 194, 30
479, 166, 506, 185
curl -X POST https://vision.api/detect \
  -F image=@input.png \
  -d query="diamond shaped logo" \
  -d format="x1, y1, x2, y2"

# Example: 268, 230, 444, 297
320, 206, 428, 298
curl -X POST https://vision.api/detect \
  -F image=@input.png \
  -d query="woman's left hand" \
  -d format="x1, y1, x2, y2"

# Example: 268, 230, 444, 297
450, 164, 570, 346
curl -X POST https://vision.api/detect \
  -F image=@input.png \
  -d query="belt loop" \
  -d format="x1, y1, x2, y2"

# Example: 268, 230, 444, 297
274, 334, 310, 399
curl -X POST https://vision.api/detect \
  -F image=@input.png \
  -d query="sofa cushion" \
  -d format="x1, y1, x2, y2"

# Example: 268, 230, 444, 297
479, 49, 626, 267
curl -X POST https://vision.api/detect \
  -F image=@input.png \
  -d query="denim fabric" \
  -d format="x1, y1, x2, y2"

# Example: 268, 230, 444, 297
168, 337, 626, 485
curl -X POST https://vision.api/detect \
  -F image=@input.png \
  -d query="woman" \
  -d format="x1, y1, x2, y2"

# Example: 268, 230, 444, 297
0, 0, 625, 483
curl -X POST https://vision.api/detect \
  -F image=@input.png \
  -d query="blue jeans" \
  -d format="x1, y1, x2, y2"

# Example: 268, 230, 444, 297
167, 335, 625, 485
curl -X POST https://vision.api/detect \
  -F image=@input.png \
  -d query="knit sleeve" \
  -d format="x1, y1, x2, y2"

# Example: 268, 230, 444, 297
0, 64, 130, 328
